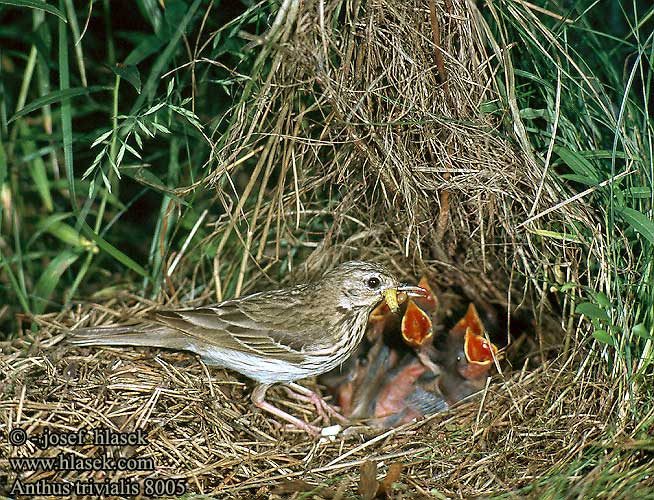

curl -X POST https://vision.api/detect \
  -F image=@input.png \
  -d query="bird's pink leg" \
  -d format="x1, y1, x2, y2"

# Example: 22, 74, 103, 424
285, 382, 349, 424
251, 384, 322, 436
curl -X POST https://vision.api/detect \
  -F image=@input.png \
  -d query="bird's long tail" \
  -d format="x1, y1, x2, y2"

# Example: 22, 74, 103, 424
68, 323, 190, 350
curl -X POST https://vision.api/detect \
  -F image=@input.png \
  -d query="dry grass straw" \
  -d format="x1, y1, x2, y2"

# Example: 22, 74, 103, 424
199, 0, 591, 332
1, 0, 644, 497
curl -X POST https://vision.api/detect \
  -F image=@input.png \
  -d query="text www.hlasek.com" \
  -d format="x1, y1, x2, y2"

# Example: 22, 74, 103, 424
10, 453, 154, 472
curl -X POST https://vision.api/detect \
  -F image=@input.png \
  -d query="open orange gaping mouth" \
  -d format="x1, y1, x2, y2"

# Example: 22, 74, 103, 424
452, 303, 501, 379
464, 327, 498, 364
401, 299, 433, 347
451, 303, 483, 337
460, 327, 500, 379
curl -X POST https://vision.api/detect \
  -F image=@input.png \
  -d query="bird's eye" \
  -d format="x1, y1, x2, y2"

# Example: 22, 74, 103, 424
366, 276, 381, 289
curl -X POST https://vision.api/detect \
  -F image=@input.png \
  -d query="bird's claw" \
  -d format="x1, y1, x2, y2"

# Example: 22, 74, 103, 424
284, 383, 349, 426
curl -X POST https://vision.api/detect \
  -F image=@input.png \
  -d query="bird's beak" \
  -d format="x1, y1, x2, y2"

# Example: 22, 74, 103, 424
382, 285, 428, 313
397, 284, 429, 298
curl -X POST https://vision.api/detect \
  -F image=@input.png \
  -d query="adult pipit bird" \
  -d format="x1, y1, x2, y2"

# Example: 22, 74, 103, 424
69, 261, 426, 435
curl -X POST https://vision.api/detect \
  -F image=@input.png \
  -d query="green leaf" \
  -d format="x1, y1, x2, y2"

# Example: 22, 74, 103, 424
624, 187, 652, 199
595, 292, 611, 310
32, 249, 80, 314
18, 121, 53, 211
530, 228, 582, 243
0, 0, 67, 22
124, 35, 166, 66
135, 0, 163, 33
0, 139, 7, 184
0, 247, 31, 314
479, 101, 502, 114
163, 0, 187, 33
116, 141, 126, 170
36, 216, 95, 249
28, 159, 53, 212
615, 206, 654, 245
559, 282, 578, 292
554, 146, 599, 183
111, 64, 141, 93
121, 167, 189, 206
632, 323, 654, 340
592, 329, 615, 347
559, 174, 599, 187
576, 302, 610, 322
9, 86, 108, 123
152, 122, 170, 134
142, 101, 166, 116
79, 221, 150, 279
614, 186, 625, 208
578, 150, 629, 160
91, 130, 113, 148
520, 108, 548, 120
136, 119, 154, 137
58, 5, 76, 211
123, 141, 142, 159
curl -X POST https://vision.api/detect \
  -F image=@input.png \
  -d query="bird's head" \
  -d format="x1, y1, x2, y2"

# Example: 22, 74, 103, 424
447, 304, 500, 380
321, 261, 426, 312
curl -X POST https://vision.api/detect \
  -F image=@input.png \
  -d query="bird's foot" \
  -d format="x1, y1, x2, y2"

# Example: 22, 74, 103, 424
284, 383, 349, 425
252, 383, 323, 437
254, 399, 322, 436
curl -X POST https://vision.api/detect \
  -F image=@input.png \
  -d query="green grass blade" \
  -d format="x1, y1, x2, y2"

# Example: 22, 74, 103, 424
121, 167, 188, 206
32, 249, 80, 314
62, 0, 87, 86
0, 138, 7, 185
11, 207, 28, 307
58, 0, 76, 211
135, 0, 163, 33
576, 302, 610, 322
0, 248, 31, 315
8, 86, 108, 123
79, 221, 150, 279
34, 214, 94, 249
554, 145, 600, 182
129, 0, 203, 112
123, 36, 165, 67
111, 64, 141, 93
616, 206, 654, 245
0, 0, 67, 22
18, 121, 53, 211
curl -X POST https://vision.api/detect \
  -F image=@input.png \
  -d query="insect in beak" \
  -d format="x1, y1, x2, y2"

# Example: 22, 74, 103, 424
382, 288, 400, 313
383, 285, 428, 313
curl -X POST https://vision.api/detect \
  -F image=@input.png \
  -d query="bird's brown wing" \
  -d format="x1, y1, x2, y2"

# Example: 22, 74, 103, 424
151, 290, 319, 364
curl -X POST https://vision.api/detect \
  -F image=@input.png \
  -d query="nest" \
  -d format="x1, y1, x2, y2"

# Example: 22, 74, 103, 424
2, 319, 642, 498
2, 0, 643, 497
